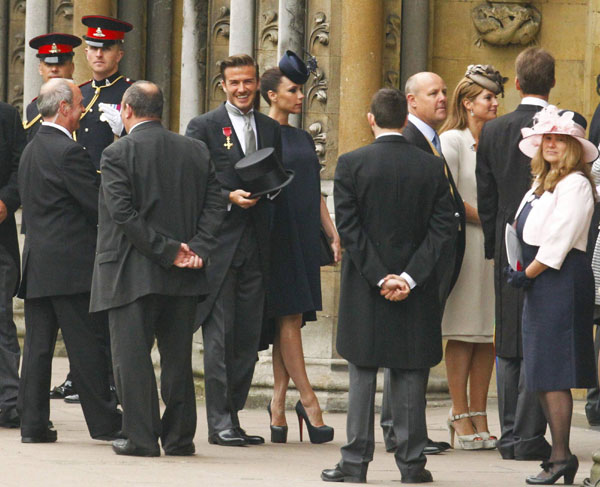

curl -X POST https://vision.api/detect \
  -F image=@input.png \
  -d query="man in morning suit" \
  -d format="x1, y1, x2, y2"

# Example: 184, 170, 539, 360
17, 78, 122, 443
321, 88, 455, 484
380, 71, 465, 456
185, 54, 282, 447
0, 101, 26, 429
90, 81, 225, 457
476, 47, 555, 460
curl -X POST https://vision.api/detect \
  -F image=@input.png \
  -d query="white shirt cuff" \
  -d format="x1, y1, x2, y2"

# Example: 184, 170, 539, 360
400, 272, 416, 289
377, 278, 386, 288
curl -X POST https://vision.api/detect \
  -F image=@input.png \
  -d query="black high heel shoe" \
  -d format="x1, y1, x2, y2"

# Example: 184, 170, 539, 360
526, 455, 579, 485
267, 402, 288, 443
295, 400, 334, 444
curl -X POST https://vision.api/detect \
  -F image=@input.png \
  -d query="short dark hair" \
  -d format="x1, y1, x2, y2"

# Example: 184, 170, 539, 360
220, 54, 258, 81
259, 68, 284, 105
122, 81, 163, 119
370, 88, 407, 129
515, 47, 555, 96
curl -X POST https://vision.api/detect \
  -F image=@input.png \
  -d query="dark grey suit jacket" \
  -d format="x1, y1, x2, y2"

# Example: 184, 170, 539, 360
89, 121, 225, 312
18, 124, 99, 299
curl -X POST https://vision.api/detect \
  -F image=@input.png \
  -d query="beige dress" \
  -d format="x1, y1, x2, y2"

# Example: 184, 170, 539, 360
440, 128, 494, 342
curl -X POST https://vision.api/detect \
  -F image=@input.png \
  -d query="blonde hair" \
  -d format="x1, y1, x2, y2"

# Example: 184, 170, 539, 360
530, 135, 595, 196
440, 77, 483, 133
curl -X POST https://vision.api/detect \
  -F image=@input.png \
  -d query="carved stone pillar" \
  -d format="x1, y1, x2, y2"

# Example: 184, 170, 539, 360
117, 0, 145, 82
400, 0, 429, 89
72, 0, 113, 84
24, 0, 49, 111
0, 0, 8, 101
338, 0, 383, 153
147, 0, 173, 128
228, 0, 254, 55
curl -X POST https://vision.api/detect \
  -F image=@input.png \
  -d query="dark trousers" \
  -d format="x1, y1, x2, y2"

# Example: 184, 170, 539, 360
340, 363, 428, 479
109, 294, 197, 452
585, 320, 600, 424
202, 225, 264, 435
18, 293, 121, 438
0, 248, 19, 412
496, 356, 549, 459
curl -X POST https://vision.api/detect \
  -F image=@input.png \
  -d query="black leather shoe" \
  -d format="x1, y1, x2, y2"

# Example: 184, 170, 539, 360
526, 455, 578, 485
22, 427, 57, 443
93, 430, 126, 441
64, 393, 80, 404
208, 428, 247, 446
0, 408, 20, 428
321, 464, 366, 483
236, 427, 264, 445
49, 380, 75, 399
423, 438, 450, 455
112, 438, 160, 457
401, 469, 434, 484
165, 443, 196, 456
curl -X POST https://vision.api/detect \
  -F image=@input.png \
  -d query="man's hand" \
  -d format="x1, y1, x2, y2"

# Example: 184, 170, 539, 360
380, 274, 410, 302
173, 243, 204, 269
229, 189, 260, 209
331, 237, 342, 264
98, 103, 124, 137
0, 200, 8, 224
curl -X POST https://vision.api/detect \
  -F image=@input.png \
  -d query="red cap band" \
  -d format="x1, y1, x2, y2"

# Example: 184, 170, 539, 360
38, 43, 74, 55
86, 26, 125, 41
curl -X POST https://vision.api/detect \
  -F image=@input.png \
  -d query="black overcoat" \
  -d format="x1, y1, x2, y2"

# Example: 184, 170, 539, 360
185, 104, 281, 328
89, 121, 225, 312
475, 104, 542, 358
334, 135, 455, 369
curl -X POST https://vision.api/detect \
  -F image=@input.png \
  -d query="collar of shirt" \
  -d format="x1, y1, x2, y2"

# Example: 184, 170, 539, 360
42, 121, 73, 139
128, 120, 153, 134
520, 97, 549, 108
92, 71, 122, 88
408, 113, 437, 143
224, 101, 258, 154
376, 132, 403, 139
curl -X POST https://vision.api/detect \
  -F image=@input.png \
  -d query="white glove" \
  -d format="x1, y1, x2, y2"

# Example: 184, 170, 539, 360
98, 102, 124, 136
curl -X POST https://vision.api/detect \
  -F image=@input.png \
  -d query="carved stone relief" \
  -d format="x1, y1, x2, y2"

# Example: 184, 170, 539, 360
260, 10, 278, 47
207, 1, 230, 110
309, 11, 329, 47
8, 0, 25, 111
383, 1, 401, 90
213, 5, 231, 40
52, 0, 73, 34
472, 3, 541, 47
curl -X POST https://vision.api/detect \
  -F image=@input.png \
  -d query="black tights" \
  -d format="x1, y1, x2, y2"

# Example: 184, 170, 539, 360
538, 389, 573, 462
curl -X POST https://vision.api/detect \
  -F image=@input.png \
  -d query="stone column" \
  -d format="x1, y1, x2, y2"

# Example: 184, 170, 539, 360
24, 0, 49, 110
0, 0, 7, 101
338, 0, 383, 153
117, 0, 145, 82
147, 0, 173, 128
278, 0, 305, 128
179, 0, 202, 134
229, 0, 254, 56
400, 0, 429, 89
72, 0, 113, 84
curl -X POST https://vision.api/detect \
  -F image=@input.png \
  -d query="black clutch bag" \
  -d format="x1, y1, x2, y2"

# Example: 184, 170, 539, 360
319, 226, 334, 266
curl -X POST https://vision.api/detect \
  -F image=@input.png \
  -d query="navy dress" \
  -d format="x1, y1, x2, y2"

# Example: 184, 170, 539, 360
517, 197, 596, 391
264, 126, 322, 343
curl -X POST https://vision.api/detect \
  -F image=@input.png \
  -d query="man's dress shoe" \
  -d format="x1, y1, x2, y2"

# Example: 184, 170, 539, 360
321, 464, 366, 483
0, 408, 20, 428
22, 427, 57, 443
236, 427, 264, 445
49, 380, 75, 399
208, 428, 247, 446
165, 443, 196, 456
401, 469, 434, 484
423, 438, 450, 455
112, 438, 160, 457
64, 393, 80, 404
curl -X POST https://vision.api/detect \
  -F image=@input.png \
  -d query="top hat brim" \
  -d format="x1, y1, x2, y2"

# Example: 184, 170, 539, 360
249, 169, 295, 199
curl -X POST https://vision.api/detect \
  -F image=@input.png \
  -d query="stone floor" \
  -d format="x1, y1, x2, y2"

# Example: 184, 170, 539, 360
1, 356, 599, 486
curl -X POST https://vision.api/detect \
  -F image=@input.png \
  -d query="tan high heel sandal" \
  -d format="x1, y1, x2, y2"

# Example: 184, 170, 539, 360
447, 409, 484, 450
469, 411, 497, 450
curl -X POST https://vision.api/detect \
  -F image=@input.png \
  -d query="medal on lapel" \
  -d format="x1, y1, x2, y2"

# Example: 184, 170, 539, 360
223, 126, 233, 150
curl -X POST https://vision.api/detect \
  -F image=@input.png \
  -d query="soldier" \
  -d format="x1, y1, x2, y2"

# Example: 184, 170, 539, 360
24, 33, 81, 142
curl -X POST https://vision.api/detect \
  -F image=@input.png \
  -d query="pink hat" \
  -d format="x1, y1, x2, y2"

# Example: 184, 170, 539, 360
519, 105, 599, 163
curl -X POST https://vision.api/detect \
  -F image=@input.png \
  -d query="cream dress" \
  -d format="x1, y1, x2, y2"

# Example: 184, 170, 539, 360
440, 128, 494, 342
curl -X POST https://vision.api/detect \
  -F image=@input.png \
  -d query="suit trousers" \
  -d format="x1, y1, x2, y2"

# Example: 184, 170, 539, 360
0, 246, 18, 411
202, 223, 264, 434
18, 293, 121, 438
109, 294, 197, 452
340, 363, 428, 479
496, 356, 549, 459
585, 320, 600, 424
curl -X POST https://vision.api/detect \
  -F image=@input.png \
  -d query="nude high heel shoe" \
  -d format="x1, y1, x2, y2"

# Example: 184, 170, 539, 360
469, 411, 497, 450
447, 409, 484, 450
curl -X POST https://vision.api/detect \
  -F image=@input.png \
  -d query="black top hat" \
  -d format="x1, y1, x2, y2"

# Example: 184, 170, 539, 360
279, 50, 311, 85
234, 148, 294, 198
29, 33, 81, 64
81, 15, 133, 47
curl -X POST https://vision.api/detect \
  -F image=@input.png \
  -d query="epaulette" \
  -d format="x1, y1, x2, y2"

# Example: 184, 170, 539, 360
79, 79, 92, 88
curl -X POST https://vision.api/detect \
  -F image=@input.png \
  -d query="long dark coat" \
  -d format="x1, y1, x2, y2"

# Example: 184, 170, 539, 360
334, 135, 455, 369
185, 104, 282, 329
476, 104, 542, 359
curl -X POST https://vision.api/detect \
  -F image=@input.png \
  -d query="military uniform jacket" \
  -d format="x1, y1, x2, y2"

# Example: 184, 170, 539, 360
24, 99, 42, 143
17, 125, 99, 299
334, 135, 456, 369
185, 103, 282, 328
77, 71, 132, 169
476, 104, 542, 359
0, 102, 25, 293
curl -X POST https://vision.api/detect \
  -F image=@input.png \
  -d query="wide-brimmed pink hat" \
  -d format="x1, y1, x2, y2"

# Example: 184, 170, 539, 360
519, 105, 599, 163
